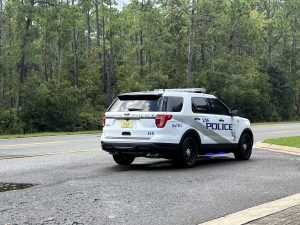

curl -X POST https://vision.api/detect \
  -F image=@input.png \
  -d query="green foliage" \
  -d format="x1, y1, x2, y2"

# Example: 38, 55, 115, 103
21, 78, 80, 132
0, 109, 23, 135
0, 0, 300, 134
20, 77, 102, 133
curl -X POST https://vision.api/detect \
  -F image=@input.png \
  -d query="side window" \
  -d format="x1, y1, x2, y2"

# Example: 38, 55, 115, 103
207, 98, 230, 116
191, 97, 211, 114
165, 97, 183, 112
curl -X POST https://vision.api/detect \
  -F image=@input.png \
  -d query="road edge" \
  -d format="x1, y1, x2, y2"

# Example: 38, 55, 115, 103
254, 142, 300, 155
198, 193, 300, 225
199, 142, 300, 225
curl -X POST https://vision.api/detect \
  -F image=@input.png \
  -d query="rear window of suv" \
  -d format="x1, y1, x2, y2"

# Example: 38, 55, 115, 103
109, 95, 183, 112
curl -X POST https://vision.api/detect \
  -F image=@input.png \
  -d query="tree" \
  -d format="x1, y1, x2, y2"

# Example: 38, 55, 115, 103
187, 0, 196, 87
1, 0, 300, 135
0, 0, 3, 101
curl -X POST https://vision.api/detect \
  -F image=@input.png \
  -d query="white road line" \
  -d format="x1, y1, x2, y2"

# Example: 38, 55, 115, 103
199, 193, 300, 225
0, 148, 100, 160
0, 138, 99, 148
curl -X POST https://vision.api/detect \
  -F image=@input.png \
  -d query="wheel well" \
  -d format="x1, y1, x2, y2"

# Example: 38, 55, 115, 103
180, 129, 201, 148
241, 128, 254, 143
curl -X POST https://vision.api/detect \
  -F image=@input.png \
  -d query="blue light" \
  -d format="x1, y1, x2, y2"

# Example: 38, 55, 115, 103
218, 152, 225, 154
206, 153, 213, 156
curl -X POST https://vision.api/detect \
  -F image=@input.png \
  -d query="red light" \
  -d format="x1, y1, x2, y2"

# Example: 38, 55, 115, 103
102, 115, 106, 127
155, 114, 173, 128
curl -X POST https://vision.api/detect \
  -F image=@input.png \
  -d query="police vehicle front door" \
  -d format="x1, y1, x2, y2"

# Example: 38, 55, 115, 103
191, 97, 215, 144
206, 98, 237, 144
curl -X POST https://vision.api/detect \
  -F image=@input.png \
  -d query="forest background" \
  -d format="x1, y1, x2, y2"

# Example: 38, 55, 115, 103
0, 0, 299, 134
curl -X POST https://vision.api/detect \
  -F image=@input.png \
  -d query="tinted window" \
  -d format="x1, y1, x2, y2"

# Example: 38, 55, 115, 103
165, 97, 183, 112
109, 96, 183, 112
109, 98, 163, 112
207, 98, 230, 115
192, 97, 211, 113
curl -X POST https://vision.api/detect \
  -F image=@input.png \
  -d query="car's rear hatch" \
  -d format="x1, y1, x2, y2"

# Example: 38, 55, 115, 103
103, 93, 163, 141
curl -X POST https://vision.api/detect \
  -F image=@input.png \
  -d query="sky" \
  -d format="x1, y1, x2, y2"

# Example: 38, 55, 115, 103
116, 0, 130, 9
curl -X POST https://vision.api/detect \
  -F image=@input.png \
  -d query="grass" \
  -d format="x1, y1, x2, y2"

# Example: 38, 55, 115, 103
0, 130, 101, 139
253, 120, 300, 125
264, 136, 300, 148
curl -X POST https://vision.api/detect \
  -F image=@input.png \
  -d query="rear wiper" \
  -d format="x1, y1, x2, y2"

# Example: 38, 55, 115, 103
128, 107, 143, 111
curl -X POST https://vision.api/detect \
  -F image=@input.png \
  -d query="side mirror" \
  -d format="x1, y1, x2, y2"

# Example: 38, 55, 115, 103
231, 110, 238, 117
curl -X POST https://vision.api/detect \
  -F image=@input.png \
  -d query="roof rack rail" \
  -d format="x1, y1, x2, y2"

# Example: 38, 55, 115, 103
153, 88, 206, 93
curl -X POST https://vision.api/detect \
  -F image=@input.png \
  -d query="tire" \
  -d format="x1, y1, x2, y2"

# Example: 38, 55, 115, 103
177, 137, 198, 168
234, 133, 253, 160
113, 154, 135, 166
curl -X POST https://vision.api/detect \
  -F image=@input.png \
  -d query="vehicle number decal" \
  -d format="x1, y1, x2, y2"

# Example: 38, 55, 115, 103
172, 124, 182, 128
147, 131, 154, 135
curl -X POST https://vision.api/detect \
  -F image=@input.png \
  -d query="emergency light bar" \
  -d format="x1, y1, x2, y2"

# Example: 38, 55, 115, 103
153, 88, 206, 93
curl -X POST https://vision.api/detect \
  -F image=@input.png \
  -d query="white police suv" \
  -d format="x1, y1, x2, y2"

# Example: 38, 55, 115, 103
101, 88, 253, 167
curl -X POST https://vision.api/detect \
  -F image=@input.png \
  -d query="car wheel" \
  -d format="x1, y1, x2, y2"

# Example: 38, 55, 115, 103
177, 137, 198, 168
234, 133, 253, 160
113, 154, 135, 166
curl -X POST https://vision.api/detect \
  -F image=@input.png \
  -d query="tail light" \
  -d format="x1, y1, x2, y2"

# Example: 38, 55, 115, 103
155, 114, 173, 128
102, 115, 106, 127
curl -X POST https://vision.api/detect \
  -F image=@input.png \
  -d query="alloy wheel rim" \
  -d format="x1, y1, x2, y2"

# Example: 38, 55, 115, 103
242, 136, 251, 152
185, 141, 195, 164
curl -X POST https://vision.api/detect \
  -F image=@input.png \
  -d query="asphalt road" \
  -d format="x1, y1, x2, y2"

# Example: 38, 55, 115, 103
0, 123, 299, 225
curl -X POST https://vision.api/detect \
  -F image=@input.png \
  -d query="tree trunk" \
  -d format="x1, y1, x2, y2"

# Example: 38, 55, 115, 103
0, 0, 3, 101
49, 57, 54, 80
102, 2, 107, 93
291, 16, 297, 78
95, 0, 107, 93
139, 0, 144, 77
86, 8, 92, 55
72, 29, 78, 86
291, 16, 298, 115
58, 48, 63, 82
95, 0, 100, 51
44, 37, 49, 81
106, 0, 114, 106
200, 43, 205, 68
19, 0, 34, 85
139, 31, 144, 77
187, 0, 196, 87
71, 0, 78, 86
19, 0, 34, 107
58, 5, 63, 82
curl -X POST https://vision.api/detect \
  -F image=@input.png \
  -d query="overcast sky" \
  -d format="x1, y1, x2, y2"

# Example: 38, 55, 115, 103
117, 0, 130, 9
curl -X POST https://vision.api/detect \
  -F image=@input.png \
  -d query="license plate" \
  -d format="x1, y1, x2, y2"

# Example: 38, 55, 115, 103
120, 120, 133, 128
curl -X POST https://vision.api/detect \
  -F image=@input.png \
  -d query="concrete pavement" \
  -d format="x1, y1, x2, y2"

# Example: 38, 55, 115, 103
200, 187, 300, 225
201, 128, 300, 225
0, 123, 299, 225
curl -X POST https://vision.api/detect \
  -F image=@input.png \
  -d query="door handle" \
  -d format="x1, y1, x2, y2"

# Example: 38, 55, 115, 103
219, 119, 224, 122
194, 117, 200, 121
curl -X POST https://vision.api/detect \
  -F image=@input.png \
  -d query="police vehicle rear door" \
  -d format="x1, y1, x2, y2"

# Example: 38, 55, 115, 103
206, 98, 238, 144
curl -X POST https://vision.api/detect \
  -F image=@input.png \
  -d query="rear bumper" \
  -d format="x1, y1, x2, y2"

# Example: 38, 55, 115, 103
101, 141, 179, 158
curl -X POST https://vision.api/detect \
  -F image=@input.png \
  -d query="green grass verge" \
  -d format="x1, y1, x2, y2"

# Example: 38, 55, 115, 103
264, 136, 300, 148
253, 120, 300, 125
0, 130, 101, 139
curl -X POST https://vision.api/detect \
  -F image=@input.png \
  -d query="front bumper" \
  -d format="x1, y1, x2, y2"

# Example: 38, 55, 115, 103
101, 141, 179, 158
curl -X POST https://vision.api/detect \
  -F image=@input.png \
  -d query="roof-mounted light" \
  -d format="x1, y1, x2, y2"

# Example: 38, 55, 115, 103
153, 88, 206, 93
